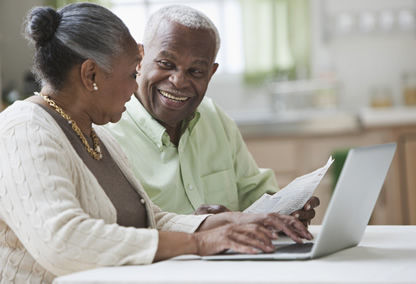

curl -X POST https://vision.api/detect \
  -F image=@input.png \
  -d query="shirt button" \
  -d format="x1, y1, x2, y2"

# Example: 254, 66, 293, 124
188, 185, 193, 190
140, 198, 145, 204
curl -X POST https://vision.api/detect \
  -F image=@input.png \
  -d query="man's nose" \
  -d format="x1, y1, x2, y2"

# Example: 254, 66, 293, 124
169, 70, 190, 89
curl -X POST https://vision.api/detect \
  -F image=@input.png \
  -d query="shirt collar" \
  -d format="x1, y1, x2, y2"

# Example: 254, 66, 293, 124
125, 95, 166, 148
181, 111, 200, 134
125, 95, 201, 149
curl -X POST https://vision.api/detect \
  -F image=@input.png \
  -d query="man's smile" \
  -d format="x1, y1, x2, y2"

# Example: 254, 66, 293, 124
159, 89, 190, 102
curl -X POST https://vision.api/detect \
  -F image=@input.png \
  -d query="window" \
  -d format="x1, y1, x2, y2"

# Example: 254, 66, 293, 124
111, 0, 244, 74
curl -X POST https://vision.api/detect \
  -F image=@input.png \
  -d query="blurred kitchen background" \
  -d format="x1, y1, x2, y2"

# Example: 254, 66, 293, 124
1, 0, 415, 225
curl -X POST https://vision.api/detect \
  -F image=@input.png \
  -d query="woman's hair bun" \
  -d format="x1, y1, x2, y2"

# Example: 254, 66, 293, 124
26, 7, 61, 46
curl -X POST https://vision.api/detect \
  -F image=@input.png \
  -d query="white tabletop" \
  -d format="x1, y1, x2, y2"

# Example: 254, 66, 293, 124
54, 226, 416, 284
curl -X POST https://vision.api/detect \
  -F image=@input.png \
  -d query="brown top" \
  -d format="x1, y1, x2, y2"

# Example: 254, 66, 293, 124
38, 103, 148, 228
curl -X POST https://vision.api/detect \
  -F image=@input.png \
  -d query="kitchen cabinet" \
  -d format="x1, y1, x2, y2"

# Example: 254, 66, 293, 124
241, 117, 416, 225
400, 133, 416, 224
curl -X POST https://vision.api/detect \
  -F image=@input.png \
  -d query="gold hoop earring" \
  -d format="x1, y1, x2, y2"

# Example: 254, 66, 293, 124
93, 82, 99, 91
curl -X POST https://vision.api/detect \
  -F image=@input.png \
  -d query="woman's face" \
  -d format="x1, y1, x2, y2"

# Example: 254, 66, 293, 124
91, 38, 140, 125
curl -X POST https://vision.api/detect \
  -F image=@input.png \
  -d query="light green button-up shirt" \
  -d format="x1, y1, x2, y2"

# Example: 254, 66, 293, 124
105, 95, 278, 214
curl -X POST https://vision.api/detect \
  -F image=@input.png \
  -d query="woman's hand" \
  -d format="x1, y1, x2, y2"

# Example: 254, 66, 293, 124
229, 212, 313, 243
198, 211, 313, 244
155, 212, 312, 261
194, 211, 313, 255
193, 223, 277, 255
155, 221, 278, 261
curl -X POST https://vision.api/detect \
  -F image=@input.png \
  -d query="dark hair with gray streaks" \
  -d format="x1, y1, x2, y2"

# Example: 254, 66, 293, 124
143, 5, 220, 59
25, 2, 132, 90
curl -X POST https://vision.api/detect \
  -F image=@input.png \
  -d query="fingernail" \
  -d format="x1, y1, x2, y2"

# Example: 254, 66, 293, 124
306, 205, 311, 210
294, 213, 300, 218
253, 248, 261, 254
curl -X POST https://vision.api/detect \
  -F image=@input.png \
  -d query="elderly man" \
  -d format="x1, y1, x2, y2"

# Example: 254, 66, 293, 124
106, 5, 319, 223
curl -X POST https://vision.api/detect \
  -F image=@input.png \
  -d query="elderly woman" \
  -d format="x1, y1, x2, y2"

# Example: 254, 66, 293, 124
0, 3, 312, 283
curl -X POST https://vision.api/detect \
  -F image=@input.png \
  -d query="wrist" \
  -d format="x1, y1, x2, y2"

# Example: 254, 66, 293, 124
214, 212, 236, 226
224, 211, 241, 225
198, 212, 233, 231
192, 233, 201, 255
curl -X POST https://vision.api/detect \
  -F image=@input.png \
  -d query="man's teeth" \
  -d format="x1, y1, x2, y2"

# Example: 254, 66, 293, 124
159, 90, 188, 101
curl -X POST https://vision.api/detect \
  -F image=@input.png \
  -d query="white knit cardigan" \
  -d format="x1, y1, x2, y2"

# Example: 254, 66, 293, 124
0, 101, 207, 283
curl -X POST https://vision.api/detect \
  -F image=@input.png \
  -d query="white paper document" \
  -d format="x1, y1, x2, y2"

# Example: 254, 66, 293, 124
244, 156, 334, 215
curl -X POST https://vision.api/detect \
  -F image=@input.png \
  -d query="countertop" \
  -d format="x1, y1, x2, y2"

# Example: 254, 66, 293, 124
359, 106, 416, 128
232, 106, 416, 137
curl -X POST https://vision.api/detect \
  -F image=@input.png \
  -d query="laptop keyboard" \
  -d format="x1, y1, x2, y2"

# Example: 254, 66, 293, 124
274, 242, 314, 253
223, 242, 314, 255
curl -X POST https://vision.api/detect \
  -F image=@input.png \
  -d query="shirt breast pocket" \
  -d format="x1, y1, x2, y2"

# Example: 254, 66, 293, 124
200, 169, 239, 211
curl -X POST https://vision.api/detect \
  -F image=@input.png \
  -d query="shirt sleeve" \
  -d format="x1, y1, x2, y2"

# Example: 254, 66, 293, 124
214, 104, 279, 211
0, 119, 159, 276
151, 203, 210, 232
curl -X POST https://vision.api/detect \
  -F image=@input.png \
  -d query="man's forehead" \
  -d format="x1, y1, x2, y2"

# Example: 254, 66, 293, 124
146, 28, 214, 63
157, 49, 210, 67
157, 28, 213, 46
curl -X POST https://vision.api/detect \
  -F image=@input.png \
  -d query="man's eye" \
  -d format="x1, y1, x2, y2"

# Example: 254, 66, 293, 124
157, 60, 174, 69
190, 68, 204, 77
131, 71, 138, 79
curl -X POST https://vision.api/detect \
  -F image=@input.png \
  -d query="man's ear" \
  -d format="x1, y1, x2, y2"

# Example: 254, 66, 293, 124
209, 63, 219, 80
137, 43, 144, 72
80, 59, 98, 91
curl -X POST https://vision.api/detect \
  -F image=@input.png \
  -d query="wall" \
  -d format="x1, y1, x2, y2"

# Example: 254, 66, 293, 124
0, 0, 43, 96
310, 0, 416, 110
205, 74, 272, 115
208, 0, 416, 114
2, 0, 416, 114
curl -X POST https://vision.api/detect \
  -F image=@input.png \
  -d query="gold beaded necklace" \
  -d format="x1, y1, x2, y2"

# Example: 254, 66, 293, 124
37, 92, 103, 160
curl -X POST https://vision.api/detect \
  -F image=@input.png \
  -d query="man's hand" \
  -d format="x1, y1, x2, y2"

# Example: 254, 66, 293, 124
195, 204, 231, 215
291, 196, 320, 227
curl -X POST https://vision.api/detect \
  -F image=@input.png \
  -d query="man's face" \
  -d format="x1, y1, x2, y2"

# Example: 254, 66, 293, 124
136, 22, 218, 130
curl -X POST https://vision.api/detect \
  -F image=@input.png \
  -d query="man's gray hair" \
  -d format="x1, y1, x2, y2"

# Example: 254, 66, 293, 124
143, 5, 220, 58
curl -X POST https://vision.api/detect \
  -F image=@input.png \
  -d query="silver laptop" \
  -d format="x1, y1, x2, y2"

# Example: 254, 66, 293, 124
203, 143, 396, 260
